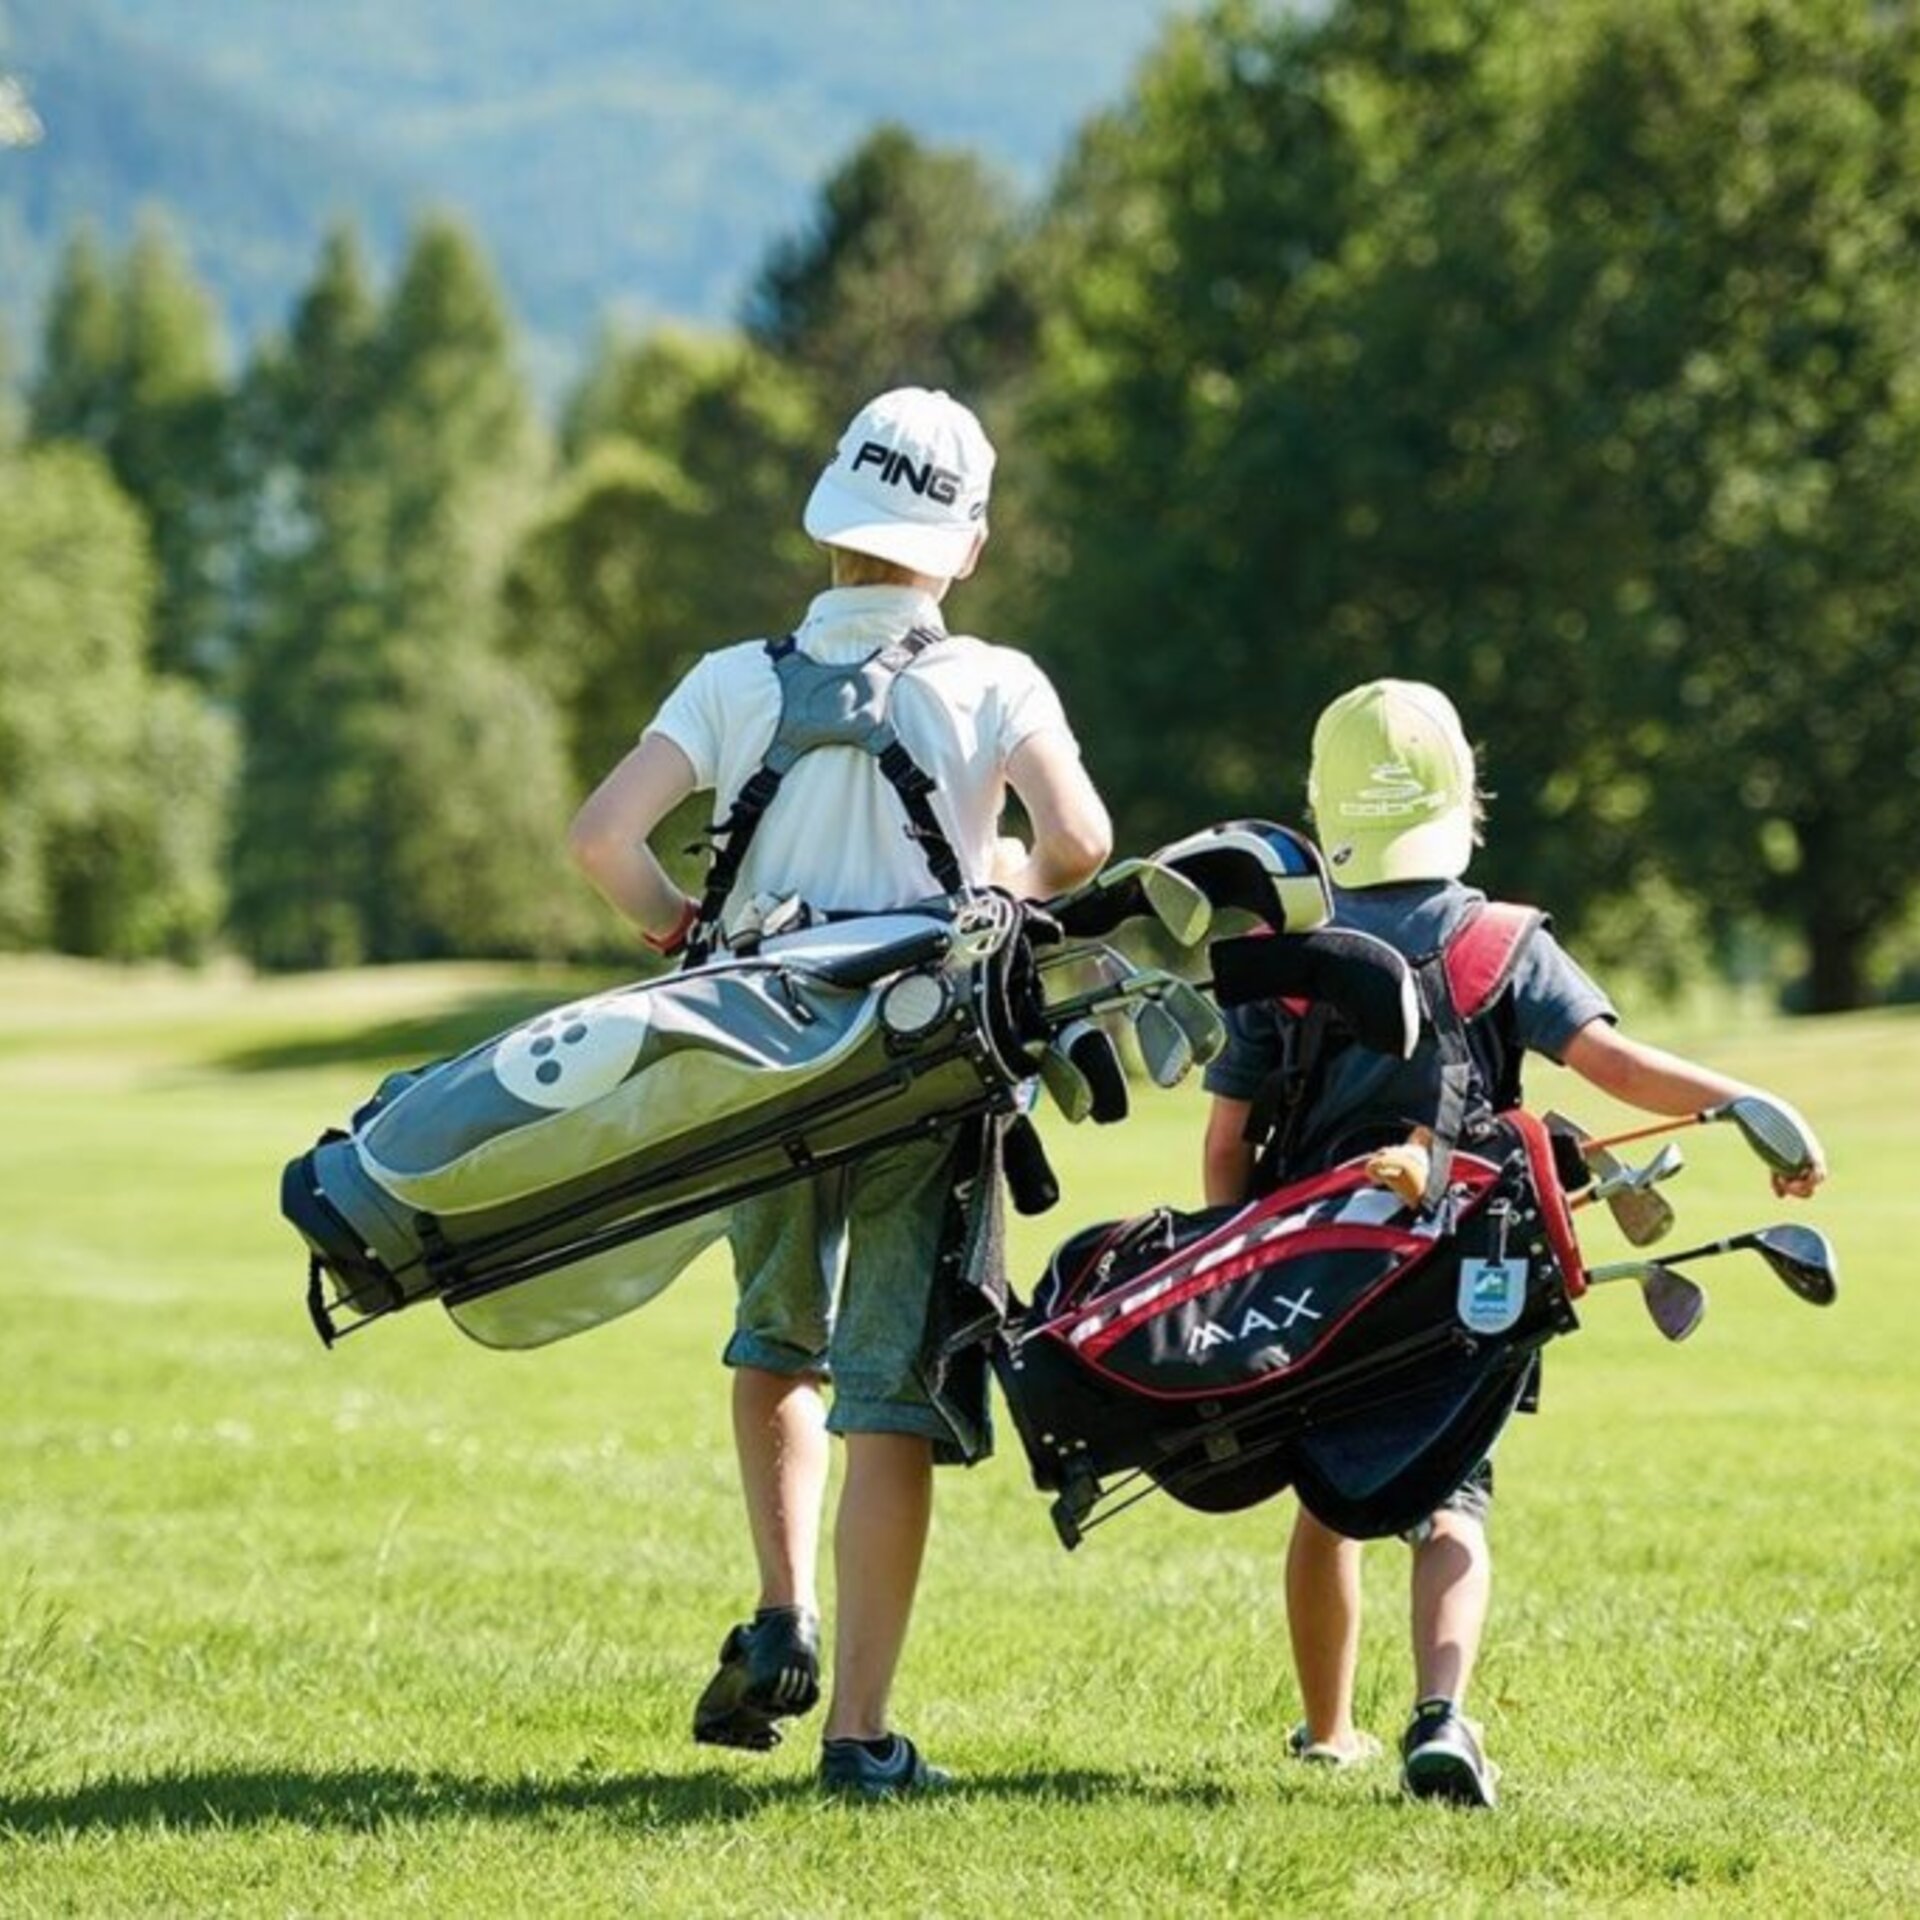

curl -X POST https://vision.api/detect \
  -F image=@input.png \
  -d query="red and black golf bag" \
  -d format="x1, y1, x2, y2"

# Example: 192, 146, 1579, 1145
994, 1109, 1586, 1546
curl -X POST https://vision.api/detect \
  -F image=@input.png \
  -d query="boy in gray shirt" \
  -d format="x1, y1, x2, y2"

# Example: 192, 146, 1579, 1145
1202, 679, 1826, 1807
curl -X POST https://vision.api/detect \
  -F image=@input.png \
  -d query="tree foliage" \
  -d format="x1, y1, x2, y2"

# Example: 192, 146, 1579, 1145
744, 125, 1028, 418
0, 444, 232, 959
28, 217, 230, 681
230, 218, 584, 968
1018, 0, 1920, 1005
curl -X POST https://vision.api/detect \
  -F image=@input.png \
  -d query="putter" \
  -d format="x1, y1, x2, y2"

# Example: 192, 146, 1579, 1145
1586, 1257, 1709, 1341
1653, 1222, 1839, 1306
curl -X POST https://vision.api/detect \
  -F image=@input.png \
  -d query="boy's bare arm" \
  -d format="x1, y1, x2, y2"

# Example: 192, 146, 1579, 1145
1561, 1019, 1827, 1196
567, 732, 699, 941
1002, 730, 1113, 899
1203, 1097, 1257, 1206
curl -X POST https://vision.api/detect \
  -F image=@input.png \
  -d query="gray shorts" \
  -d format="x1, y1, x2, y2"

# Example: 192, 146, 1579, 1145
1402, 1457, 1494, 1544
724, 1134, 959, 1442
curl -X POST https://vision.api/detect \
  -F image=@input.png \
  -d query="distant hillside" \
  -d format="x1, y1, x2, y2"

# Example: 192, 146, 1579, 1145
1, 0, 1186, 386
0, 0, 413, 359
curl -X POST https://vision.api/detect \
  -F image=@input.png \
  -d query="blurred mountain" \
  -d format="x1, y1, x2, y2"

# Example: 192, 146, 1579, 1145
0, 0, 1182, 386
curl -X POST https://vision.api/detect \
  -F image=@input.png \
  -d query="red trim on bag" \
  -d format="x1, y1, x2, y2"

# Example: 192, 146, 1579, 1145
1076, 1221, 1428, 1360
1060, 1242, 1421, 1403
1504, 1106, 1587, 1297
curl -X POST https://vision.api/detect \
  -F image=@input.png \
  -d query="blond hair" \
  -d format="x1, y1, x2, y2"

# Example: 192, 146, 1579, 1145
828, 545, 929, 589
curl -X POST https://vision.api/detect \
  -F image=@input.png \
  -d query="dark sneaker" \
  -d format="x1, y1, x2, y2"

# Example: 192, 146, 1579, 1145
1401, 1700, 1498, 1809
819, 1733, 952, 1801
691, 1606, 820, 1751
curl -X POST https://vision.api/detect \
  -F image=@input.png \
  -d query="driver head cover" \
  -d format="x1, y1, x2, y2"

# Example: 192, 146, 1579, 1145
1309, 679, 1480, 889
803, 387, 994, 579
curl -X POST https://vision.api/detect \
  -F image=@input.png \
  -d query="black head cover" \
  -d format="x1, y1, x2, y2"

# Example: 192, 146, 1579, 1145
1210, 927, 1420, 1060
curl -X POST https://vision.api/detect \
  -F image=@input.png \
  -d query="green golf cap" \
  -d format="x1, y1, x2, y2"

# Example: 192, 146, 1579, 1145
1308, 679, 1477, 889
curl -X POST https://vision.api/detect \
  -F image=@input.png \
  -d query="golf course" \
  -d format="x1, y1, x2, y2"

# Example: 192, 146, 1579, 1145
1, 956, 1915, 1915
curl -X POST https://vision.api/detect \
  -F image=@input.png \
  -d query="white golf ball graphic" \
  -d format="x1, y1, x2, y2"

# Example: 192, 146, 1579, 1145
492, 996, 652, 1111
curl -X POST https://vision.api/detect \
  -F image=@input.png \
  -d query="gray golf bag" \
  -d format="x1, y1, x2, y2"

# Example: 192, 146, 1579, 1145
282, 822, 1421, 1354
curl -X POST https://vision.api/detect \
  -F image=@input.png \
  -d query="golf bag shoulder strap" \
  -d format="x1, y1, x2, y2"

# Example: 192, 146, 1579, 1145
687, 626, 961, 961
1244, 901, 1542, 1200
1244, 999, 1336, 1178
1443, 901, 1545, 1021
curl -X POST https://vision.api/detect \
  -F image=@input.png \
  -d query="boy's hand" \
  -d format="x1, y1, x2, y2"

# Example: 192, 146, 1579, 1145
1772, 1160, 1827, 1201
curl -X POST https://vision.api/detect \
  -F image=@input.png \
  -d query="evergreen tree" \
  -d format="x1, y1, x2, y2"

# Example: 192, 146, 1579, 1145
510, 328, 820, 785
28, 217, 230, 681
744, 124, 1023, 417
231, 217, 581, 967
28, 225, 122, 447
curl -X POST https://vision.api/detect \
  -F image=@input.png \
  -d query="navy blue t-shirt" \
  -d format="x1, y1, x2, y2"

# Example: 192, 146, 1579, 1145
1202, 879, 1616, 1165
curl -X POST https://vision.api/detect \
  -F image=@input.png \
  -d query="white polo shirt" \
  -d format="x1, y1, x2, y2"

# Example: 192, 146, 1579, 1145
646, 586, 1078, 914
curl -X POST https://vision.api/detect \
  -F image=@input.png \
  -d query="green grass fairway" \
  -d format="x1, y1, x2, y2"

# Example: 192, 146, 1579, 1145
3, 959, 1917, 1916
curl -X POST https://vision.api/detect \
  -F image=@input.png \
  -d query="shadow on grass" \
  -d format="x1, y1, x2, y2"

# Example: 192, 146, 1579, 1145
216, 983, 619, 1076
0, 1764, 805, 1835
0, 1763, 1231, 1835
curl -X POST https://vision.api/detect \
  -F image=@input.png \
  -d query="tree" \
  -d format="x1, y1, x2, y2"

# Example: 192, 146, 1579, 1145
28, 224, 122, 448
231, 218, 584, 967
744, 124, 1024, 417
28, 217, 230, 681
0, 443, 232, 959
1017, 0, 1920, 1006
513, 327, 822, 783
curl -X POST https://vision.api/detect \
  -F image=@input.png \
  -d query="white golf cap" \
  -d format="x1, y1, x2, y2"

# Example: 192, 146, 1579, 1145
803, 387, 994, 577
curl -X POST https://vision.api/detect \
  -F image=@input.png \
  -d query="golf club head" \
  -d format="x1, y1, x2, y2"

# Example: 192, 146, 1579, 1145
1153, 821, 1333, 933
1582, 1140, 1679, 1249
1138, 863, 1214, 948
1708, 1093, 1818, 1180
1641, 1264, 1708, 1342
1038, 1040, 1094, 1124
1750, 1223, 1840, 1306
1131, 998, 1195, 1088
1047, 859, 1213, 948
1061, 1018, 1130, 1125
1156, 975, 1228, 1064
1211, 926, 1420, 1059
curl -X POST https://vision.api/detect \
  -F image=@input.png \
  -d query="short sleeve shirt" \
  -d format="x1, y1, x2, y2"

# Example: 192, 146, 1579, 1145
647, 584, 1077, 914
1202, 880, 1616, 1152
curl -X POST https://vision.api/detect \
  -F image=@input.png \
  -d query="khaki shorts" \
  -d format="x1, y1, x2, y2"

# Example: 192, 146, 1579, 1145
723, 1134, 959, 1441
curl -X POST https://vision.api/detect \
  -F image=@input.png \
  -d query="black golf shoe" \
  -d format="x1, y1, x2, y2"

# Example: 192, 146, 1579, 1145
819, 1733, 952, 1801
691, 1605, 821, 1751
1400, 1699, 1498, 1809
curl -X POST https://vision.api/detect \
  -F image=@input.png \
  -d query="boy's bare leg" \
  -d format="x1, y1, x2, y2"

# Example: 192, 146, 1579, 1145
1410, 1509, 1490, 1706
824, 1431, 933, 1740
1286, 1506, 1366, 1747
732, 1365, 829, 1612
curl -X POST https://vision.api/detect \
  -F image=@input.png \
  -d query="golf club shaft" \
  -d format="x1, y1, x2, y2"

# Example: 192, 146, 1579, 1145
1585, 1110, 1710, 1154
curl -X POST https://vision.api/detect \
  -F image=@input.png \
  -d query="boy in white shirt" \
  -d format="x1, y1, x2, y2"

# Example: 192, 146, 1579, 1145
570, 387, 1111, 1796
